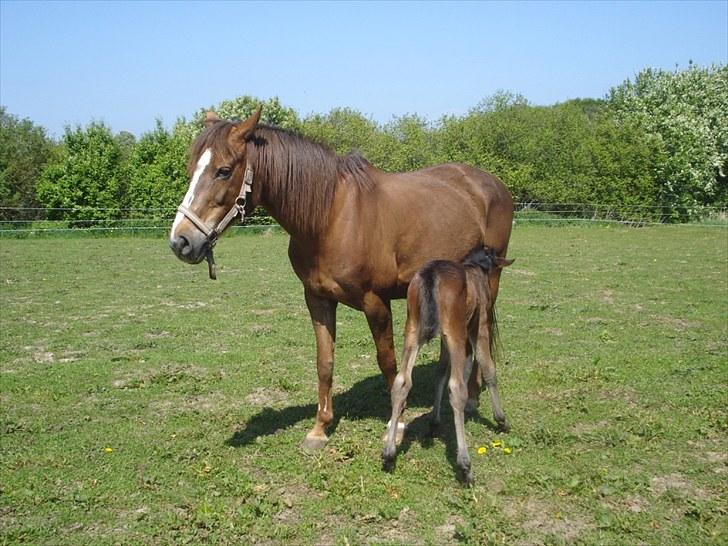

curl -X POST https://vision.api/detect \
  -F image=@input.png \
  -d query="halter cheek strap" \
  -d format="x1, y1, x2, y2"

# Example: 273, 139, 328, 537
176, 164, 254, 280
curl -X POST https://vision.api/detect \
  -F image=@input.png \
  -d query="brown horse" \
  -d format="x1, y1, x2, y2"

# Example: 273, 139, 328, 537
169, 109, 513, 450
382, 246, 513, 484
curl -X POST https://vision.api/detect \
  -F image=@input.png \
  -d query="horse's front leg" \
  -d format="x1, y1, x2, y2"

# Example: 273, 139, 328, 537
363, 293, 406, 443
303, 288, 338, 451
362, 292, 397, 388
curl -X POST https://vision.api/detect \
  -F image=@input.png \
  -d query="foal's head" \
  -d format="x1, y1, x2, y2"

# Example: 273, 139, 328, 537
170, 109, 261, 264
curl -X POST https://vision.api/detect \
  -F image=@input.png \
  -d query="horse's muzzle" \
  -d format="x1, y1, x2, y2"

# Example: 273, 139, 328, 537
169, 234, 207, 264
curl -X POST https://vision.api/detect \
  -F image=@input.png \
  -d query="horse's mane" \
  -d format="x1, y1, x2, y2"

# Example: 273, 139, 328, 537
190, 121, 374, 236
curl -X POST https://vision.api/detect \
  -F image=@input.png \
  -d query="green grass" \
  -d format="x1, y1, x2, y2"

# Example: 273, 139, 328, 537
1, 225, 726, 545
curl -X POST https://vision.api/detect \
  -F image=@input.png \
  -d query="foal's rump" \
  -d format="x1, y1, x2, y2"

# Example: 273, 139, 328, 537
407, 246, 514, 347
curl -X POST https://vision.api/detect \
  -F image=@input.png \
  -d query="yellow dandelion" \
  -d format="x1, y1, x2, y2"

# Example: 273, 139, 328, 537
491, 439, 503, 448
503, 447, 513, 454
103, 447, 113, 453
477, 446, 488, 455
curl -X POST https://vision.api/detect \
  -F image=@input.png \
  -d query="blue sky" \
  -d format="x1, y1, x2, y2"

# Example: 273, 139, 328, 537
1, 0, 726, 137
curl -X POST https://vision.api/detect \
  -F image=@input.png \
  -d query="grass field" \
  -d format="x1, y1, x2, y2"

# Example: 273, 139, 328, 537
1, 225, 726, 545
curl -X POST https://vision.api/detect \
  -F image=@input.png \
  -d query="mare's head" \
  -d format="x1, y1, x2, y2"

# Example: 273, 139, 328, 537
169, 108, 261, 264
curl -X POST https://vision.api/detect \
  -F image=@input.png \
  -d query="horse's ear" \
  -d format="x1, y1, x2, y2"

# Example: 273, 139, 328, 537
495, 257, 515, 268
230, 107, 262, 143
204, 111, 220, 128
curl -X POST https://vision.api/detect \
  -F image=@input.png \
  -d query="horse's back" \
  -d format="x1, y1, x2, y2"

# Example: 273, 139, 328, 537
376, 162, 513, 255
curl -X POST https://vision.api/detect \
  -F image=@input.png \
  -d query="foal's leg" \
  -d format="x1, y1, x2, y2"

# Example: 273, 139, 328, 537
446, 335, 474, 485
363, 292, 397, 389
382, 324, 419, 469
431, 341, 449, 434
465, 341, 480, 414
476, 316, 509, 432
303, 289, 338, 450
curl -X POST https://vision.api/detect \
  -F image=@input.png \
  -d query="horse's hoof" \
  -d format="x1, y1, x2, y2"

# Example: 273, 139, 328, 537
465, 398, 479, 414
301, 434, 328, 452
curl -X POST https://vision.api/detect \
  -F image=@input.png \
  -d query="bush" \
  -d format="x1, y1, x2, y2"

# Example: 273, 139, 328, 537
36, 123, 125, 227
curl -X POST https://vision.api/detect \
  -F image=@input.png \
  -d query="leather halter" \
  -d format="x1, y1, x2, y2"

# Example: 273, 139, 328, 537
176, 164, 254, 280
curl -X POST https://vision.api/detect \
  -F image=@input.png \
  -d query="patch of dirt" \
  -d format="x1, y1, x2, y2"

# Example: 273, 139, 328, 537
600, 290, 615, 304
570, 420, 610, 436
650, 472, 711, 500
504, 497, 593, 545
650, 314, 700, 332
622, 494, 649, 513
149, 392, 230, 416
365, 508, 426, 545
112, 364, 210, 390
596, 385, 640, 407
33, 351, 55, 364
245, 386, 290, 407
145, 330, 170, 339
435, 514, 465, 542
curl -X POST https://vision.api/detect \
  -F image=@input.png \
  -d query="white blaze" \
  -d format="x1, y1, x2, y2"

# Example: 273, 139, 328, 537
171, 148, 212, 236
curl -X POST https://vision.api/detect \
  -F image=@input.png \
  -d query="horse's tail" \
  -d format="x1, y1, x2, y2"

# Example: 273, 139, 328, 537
414, 262, 441, 345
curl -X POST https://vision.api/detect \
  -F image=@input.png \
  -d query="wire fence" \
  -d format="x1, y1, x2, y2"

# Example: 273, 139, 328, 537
0, 203, 726, 236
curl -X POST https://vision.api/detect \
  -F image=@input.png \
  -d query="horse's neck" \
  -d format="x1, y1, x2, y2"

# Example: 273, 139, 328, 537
248, 128, 365, 240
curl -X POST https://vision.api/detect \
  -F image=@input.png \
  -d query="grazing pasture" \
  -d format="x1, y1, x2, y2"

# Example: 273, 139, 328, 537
1, 225, 726, 545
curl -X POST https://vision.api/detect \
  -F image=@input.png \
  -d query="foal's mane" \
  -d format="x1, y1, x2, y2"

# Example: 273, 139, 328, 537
191, 121, 374, 235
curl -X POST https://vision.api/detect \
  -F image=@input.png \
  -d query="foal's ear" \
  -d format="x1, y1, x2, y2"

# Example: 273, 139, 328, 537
230, 107, 262, 143
204, 111, 221, 128
495, 257, 515, 268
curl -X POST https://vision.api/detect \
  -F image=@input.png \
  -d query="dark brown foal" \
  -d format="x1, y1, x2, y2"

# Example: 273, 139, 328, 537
382, 247, 513, 484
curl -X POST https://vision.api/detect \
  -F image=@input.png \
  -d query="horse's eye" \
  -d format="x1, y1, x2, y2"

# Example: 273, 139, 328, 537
216, 167, 233, 180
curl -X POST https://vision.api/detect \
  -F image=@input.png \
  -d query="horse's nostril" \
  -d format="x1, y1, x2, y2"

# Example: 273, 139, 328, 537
170, 235, 190, 256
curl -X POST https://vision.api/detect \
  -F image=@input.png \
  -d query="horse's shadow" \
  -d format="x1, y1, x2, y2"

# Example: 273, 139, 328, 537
226, 361, 502, 480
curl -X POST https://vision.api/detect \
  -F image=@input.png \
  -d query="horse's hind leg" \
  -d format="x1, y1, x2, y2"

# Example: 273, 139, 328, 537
446, 336, 473, 485
476, 317, 509, 432
382, 325, 419, 470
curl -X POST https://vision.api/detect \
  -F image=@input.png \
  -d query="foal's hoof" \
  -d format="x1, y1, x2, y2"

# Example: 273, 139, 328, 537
465, 397, 479, 414
496, 418, 511, 433
459, 467, 474, 487
301, 434, 328, 452
381, 452, 396, 473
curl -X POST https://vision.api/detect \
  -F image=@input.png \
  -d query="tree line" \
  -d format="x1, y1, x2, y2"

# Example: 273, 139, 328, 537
1, 64, 726, 226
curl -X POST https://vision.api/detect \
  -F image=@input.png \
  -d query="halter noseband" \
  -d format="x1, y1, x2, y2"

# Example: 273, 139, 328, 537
176, 164, 254, 280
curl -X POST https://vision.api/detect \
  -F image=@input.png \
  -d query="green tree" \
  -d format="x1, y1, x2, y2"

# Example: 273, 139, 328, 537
37, 122, 126, 226
126, 120, 190, 221
181, 95, 301, 137
0, 107, 54, 221
300, 108, 381, 156
379, 114, 437, 172
608, 64, 728, 212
